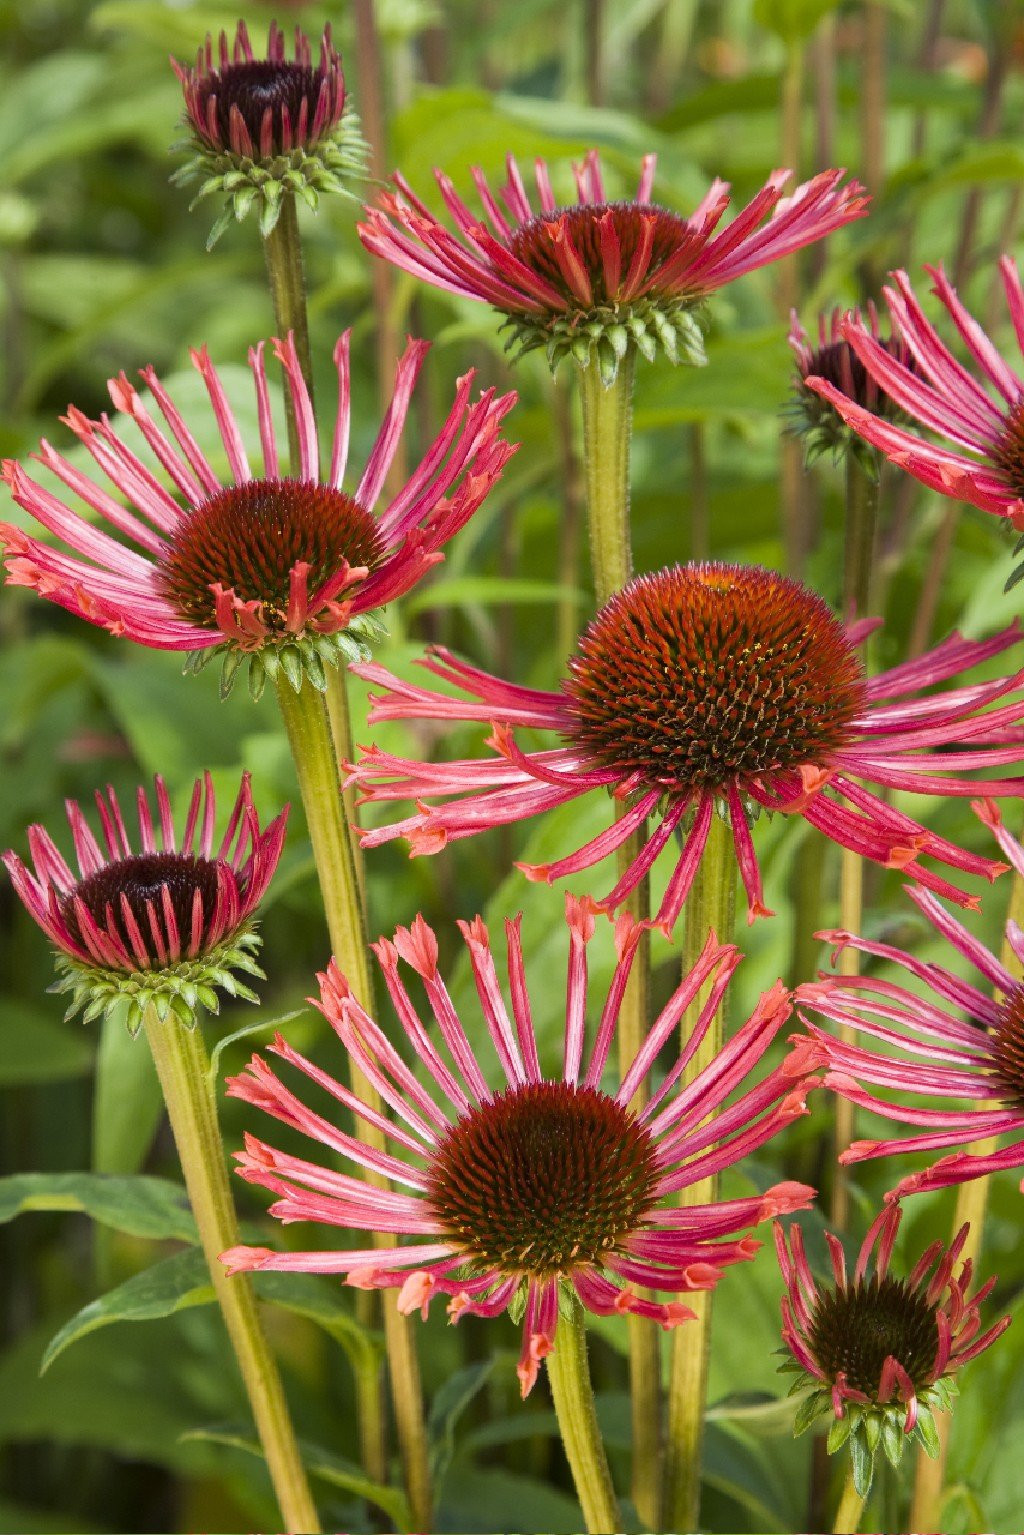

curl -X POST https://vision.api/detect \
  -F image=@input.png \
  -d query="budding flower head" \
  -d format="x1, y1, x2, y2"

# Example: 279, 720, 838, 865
3, 774, 287, 1035
787, 304, 917, 472
776, 1204, 1009, 1497
172, 19, 366, 246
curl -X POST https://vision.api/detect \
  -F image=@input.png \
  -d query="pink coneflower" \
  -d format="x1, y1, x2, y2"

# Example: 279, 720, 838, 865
3, 772, 286, 1034
805, 258, 1024, 527
358, 150, 868, 382
798, 799, 1024, 1199
776, 1203, 1008, 1495
349, 562, 1024, 931
222, 897, 817, 1396
172, 20, 365, 242
787, 302, 917, 468
0, 332, 515, 698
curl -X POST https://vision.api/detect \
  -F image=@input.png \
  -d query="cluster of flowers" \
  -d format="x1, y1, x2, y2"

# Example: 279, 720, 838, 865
5, 15, 1024, 1516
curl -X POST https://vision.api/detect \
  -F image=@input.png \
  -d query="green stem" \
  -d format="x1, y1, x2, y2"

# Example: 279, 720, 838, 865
262, 193, 315, 471
577, 351, 635, 606
577, 345, 659, 1521
663, 811, 736, 1532
275, 677, 432, 1529
832, 1461, 866, 1534
546, 1292, 619, 1534
324, 665, 367, 905
142, 1007, 319, 1534
843, 454, 879, 621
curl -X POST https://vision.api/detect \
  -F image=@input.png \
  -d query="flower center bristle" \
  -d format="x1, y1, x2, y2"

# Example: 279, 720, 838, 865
426, 1081, 659, 1276
62, 852, 223, 960
201, 60, 325, 154
809, 1274, 940, 1397
802, 337, 915, 415
992, 398, 1024, 499
564, 563, 865, 792
158, 479, 386, 631
507, 202, 697, 308
991, 984, 1024, 1107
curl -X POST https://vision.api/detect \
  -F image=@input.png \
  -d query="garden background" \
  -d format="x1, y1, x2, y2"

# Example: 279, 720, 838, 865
1, 0, 1023, 1531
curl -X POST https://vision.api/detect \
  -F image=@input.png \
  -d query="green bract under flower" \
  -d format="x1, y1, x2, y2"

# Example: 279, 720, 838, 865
3, 775, 287, 1035
171, 19, 366, 245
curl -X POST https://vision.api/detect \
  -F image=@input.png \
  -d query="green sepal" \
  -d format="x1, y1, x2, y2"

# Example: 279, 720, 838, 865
826, 1411, 854, 1453
185, 609, 389, 701
502, 294, 710, 384
507, 1281, 528, 1327
172, 109, 368, 246
50, 925, 264, 1035
849, 1422, 876, 1498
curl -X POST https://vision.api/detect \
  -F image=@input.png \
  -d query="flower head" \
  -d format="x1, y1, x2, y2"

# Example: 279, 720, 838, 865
776, 1204, 1008, 1495
172, 20, 366, 244
359, 150, 868, 382
787, 303, 917, 470
0, 331, 516, 698
349, 562, 1024, 933
804, 258, 1024, 529
222, 898, 817, 1396
3, 773, 285, 1034
799, 799, 1024, 1198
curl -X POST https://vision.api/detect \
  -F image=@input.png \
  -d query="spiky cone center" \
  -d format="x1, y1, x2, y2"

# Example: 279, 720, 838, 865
991, 399, 1024, 499
563, 563, 865, 792
158, 478, 386, 633
800, 336, 916, 417
62, 851, 225, 966
808, 1273, 940, 1399
196, 59, 336, 155
991, 982, 1024, 1106
425, 1081, 660, 1277
508, 202, 699, 310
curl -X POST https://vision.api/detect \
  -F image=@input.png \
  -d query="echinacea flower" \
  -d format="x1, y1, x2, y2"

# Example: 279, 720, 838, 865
349, 562, 1024, 932
222, 897, 817, 1396
776, 1203, 1009, 1496
1, 332, 515, 698
798, 799, 1024, 1199
787, 302, 917, 470
805, 258, 1024, 527
3, 772, 285, 1034
172, 19, 366, 243
359, 149, 868, 382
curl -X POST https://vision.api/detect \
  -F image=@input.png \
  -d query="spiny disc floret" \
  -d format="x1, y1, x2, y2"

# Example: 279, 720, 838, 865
426, 1081, 660, 1276
159, 478, 385, 630
991, 983, 1024, 1107
808, 1273, 940, 1399
564, 563, 865, 792
993, 399, 1024, 500
62, 852, 222, 964
508, 202, 699, 310
200, 59, 327, 157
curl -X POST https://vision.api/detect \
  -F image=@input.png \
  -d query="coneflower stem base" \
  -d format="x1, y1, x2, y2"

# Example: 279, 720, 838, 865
142, 1005, 319, 1534
547, 1292, 619, 1534
274, 676, 432, 1528
833, 1461, 866, 1534
578, 350, 635, 607
664, 809, 736, 1531
262, 191, 316, 471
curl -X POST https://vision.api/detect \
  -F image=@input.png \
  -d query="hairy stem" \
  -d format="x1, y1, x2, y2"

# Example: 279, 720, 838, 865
275, 678, 432, 1529
832, 1460, 866, 1534
577, 352, 635, 607
262, 193, 315, 470
142, 1006, 319, 1533
663, 811, 736, 1530
546, 1292, 620, 1534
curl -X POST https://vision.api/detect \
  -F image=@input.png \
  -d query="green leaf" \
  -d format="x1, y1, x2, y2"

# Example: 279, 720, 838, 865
0, 1173, 197, 1244
41, 1250, 212, 1372
92, 1003, 162, 1177
250, 1271, 383, 1377
428, 1358, 495, 1483
207, 1009, 304, 1085
753, 0, 841, 42
183, 1425, 410, 1529
0, 1000, 94, 1085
